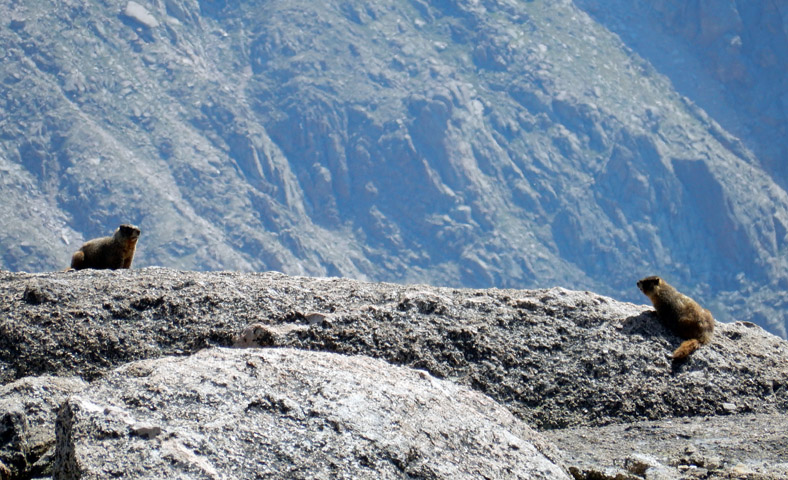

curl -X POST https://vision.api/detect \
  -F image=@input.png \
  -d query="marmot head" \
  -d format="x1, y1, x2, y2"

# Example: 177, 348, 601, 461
117, 224, 141, 240
637, 276, 662, 295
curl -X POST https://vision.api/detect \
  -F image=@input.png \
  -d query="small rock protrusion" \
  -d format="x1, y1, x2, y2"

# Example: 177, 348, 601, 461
131, 422, 162, 439
123, 1, 159, 29
234, 323, 309, 348
721, 402, 738, 414
304, 312, 333, 327
234, 324, 276, 348
22, 284, 55, 305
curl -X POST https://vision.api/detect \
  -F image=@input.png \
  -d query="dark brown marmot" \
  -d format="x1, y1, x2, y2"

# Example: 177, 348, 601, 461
70, 224, 140, 270
637, 275, 715, 360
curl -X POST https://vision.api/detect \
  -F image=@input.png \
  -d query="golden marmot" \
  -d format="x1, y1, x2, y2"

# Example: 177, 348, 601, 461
70, 224, 140, 270
636, 275, 714, 360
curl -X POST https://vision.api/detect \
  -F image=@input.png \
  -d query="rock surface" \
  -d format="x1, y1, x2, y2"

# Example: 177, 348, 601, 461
0, 376, 86, 479
2, 269, 787, 431
1, 269, 788, 478
52, 347, 569, 480
546, 413, 788, 480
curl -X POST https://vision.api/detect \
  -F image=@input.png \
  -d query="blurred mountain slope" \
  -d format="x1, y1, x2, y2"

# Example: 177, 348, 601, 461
0, 0, 786, 336
575, 0, 787, 186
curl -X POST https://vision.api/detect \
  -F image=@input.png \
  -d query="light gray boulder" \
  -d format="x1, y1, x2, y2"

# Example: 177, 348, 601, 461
52, 347, 569, 480
0, 376, 87, 479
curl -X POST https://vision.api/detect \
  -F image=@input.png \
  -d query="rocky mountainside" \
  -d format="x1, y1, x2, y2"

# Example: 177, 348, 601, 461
575, 0, 788, 186
0, 0, 786, 337
1, 269, 787, 479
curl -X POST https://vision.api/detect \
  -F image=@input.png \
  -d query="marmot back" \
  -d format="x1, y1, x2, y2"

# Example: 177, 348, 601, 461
70, 224, 140, 270
637, 276, 715, 360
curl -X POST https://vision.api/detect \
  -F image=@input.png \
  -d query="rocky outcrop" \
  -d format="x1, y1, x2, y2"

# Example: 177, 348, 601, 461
0, 376, 86, 479
1, 269, 787, 478
2, 269, 787, 429
52, 347, 569, 480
